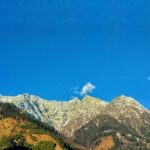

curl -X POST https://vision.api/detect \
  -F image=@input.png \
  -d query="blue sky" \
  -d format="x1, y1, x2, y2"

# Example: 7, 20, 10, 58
0, 0, 150, 108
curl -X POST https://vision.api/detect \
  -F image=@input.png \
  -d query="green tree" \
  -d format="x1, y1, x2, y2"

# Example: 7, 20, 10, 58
33, 141, 56, 150
0, 137, 14, 149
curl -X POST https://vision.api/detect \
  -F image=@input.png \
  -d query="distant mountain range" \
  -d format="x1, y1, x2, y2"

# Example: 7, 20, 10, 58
0, 94, 150, 150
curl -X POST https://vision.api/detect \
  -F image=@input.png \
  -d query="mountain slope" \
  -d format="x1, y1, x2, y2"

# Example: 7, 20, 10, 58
0, 94, 150, 150
74, 114, 150, 149
0, 102, 73, 150
73, 96, 150, 149
0, 94, 109, 137
104, 96, 150, 138
0, 94, 54, 127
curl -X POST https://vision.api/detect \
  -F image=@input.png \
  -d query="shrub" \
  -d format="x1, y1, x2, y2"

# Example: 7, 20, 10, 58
33, 141, 56, 150
0, 137, 14, 149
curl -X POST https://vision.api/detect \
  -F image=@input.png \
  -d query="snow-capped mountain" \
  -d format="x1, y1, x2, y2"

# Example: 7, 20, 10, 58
0, 94, 56, 126
0, 94, 108, 135
0, 94, 149, 139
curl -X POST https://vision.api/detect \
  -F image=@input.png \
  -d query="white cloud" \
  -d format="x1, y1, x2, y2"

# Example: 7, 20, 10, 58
147, 76, 150, 81
80, 82, 96, 96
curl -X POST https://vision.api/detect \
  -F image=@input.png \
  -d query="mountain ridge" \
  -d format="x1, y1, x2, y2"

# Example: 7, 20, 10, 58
0, 94, 150, 149
0, 93, 148, 109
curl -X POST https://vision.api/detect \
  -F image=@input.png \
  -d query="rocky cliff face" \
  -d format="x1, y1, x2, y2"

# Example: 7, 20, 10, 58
0, 94, 109, 136
0, 94, 150, 149
0, 102, 72, 150
73, 96, 150, 149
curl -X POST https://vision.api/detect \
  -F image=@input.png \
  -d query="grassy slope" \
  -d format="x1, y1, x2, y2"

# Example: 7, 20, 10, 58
0, 102, 70, 150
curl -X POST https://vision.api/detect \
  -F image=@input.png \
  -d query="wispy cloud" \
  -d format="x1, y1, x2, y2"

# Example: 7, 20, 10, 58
80, 82, 96, 96
71, 87, 79, 94
71, 82, 96, 96
147, 76, 150, 81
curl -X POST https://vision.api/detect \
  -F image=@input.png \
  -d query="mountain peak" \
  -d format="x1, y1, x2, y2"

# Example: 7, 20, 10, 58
70, 97, 81, 103
82, 95, 99, 101
111, 95, 146, 111
18, 93, 30, 98
82, 95, 94, 100
82, 95, 109, 105
112, 95, 139, 104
